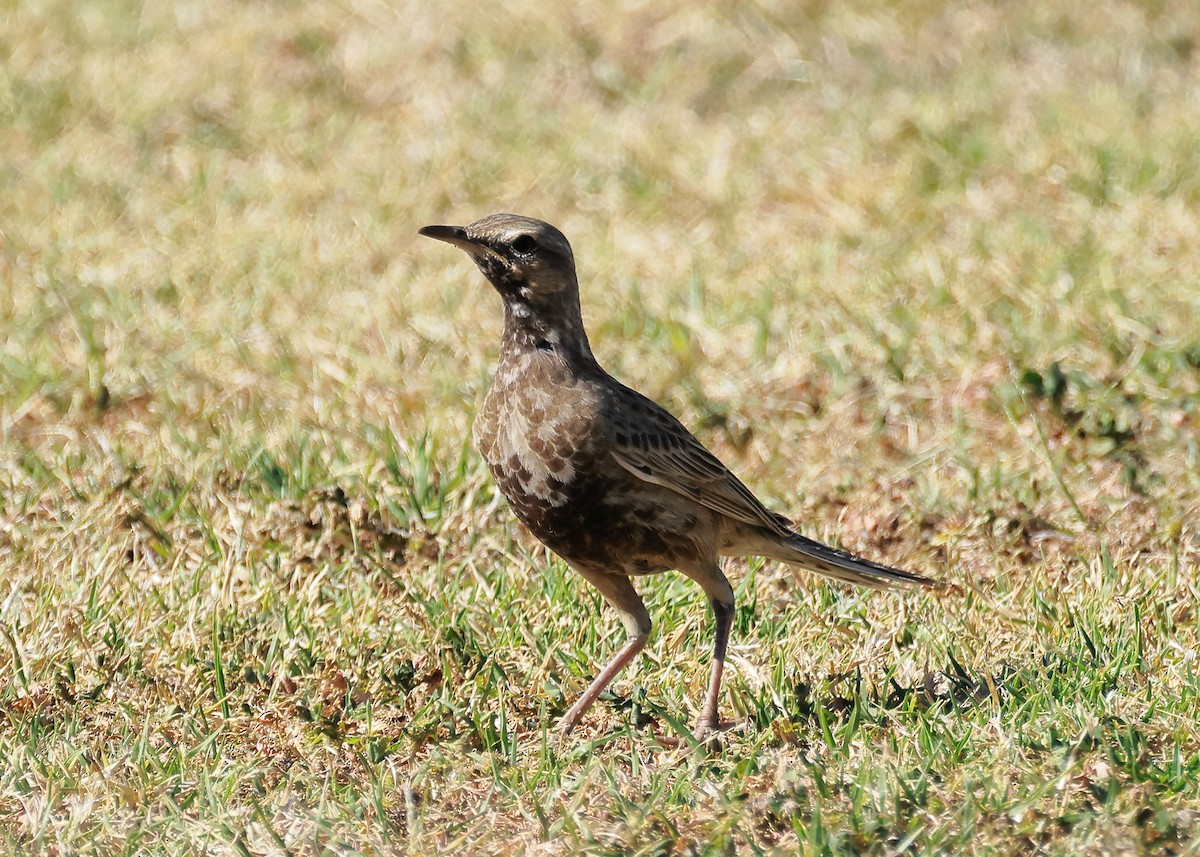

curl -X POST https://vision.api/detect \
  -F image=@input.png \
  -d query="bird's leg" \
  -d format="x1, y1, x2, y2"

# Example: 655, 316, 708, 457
560, 632, 647, 735
697, 596, 733, 736
681, 562, 736, 741
559, 569, 651, 737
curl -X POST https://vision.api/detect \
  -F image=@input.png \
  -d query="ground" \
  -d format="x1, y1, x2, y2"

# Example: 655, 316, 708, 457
2, 0, 1200, 854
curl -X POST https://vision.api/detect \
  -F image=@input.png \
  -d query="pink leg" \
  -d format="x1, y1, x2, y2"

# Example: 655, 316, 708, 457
679, 562, 735, 741
696, 597, 733, 736
559, 568, 651, 737
560, 632, 649, 734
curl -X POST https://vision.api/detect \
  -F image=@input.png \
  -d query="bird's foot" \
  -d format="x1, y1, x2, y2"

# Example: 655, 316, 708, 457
692, 719, 721, 745
694, 717, 747, 745
652, 718, 745, 750
556, 715, 581, 751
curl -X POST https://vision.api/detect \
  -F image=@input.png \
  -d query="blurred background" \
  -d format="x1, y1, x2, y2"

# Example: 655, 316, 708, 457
5, 0, 1198, 478
3, 1, 1200, 852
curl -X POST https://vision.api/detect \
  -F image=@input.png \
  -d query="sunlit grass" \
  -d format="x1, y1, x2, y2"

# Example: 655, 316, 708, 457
2, 0, 1199, 854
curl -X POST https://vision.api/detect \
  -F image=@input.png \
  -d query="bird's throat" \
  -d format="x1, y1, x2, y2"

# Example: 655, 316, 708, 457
500, 296, 595, 365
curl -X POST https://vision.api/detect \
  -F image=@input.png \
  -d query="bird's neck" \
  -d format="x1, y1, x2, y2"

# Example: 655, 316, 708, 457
500, 292, 597, 366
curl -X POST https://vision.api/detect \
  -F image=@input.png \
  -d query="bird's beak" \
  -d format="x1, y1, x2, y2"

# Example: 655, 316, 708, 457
417, 224, 478, 251
415, 222, 489, 252
418, 224, 511, 266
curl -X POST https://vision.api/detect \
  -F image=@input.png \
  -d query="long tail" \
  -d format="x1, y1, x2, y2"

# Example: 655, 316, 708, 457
761, 531, 937, 590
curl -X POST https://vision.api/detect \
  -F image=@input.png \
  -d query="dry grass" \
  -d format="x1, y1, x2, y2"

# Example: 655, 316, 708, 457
2, 0, 1200, 854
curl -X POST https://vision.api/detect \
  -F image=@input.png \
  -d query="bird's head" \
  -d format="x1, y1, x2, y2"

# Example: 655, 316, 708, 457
419, 213, 577, 305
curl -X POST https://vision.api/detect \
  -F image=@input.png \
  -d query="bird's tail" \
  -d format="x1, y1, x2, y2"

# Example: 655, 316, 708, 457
760, 531, 936, 590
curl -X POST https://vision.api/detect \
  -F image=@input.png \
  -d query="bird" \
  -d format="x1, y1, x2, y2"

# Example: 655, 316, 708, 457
419, 213, 936, 742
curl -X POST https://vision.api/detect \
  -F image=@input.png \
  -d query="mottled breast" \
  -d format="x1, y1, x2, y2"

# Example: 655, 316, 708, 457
474, 351, 605, 529
474, 354, 714, 574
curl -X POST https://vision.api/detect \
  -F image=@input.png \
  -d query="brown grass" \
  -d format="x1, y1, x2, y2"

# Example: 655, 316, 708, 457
2, 0, 1200, 854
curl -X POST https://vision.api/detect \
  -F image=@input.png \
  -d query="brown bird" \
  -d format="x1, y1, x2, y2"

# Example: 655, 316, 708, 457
419, 213, 936, 741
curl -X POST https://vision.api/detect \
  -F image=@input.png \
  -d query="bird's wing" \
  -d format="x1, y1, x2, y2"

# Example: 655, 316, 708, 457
607, 391, 793, 537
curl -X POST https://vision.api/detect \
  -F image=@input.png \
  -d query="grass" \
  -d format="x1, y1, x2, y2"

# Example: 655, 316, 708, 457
2, 0, 1200, 853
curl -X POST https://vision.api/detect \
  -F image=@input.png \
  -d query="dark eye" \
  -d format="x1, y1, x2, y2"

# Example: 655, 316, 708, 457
510, 234, 538, 255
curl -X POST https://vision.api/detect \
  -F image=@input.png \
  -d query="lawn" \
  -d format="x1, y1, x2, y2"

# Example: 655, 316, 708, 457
2, 0, 1200, 854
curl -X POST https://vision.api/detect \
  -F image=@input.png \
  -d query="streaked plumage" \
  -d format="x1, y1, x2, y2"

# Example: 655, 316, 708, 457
420, 213, 936, 741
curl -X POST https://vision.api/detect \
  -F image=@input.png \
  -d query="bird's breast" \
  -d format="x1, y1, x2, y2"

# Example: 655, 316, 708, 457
473, 358, 717, 574
474, 356, 604, 513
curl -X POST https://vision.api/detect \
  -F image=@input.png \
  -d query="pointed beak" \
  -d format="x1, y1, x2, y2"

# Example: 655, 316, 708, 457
419, 224, 511, 267
417, 224, 480, 252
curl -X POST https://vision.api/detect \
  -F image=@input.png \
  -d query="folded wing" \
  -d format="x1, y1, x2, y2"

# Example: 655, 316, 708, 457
607, 392, 793, 537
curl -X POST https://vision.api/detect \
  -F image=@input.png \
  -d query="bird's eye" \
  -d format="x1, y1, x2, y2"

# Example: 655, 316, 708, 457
510, 235, 538, 255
